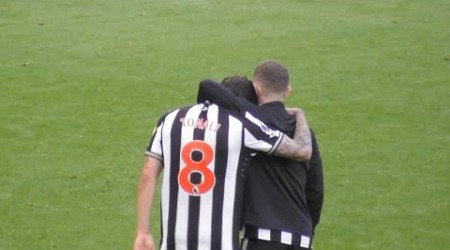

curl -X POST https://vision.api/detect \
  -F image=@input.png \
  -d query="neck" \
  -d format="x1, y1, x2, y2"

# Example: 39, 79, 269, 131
258, 95, 284, 105
253, 81, 286, 105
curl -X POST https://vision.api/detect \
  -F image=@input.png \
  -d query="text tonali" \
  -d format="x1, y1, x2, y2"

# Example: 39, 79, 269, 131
180, 117, 222, 132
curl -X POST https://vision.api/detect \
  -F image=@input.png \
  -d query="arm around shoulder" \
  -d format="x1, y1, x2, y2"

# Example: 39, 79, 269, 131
274, 108, 312, 161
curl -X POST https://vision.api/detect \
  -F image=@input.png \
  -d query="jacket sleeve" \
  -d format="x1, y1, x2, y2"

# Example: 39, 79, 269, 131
197, 79, 253, 113
305, 129, 324, 231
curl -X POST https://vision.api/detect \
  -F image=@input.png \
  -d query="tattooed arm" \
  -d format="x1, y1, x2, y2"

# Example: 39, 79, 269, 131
273, 108, 312, 161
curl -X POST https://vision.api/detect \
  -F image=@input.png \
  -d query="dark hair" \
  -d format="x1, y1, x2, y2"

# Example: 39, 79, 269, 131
253, 60, 289, 94
221, 76, 258, 104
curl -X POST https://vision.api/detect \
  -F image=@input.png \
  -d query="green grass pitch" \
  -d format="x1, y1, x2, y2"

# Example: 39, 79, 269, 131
1, 0, 449, 249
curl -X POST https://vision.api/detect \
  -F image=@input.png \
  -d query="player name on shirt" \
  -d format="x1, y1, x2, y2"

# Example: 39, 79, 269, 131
179, 117, 222, 132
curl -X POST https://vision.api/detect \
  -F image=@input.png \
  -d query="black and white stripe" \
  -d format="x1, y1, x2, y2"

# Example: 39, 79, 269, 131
242, 225, 311, 249
145, 103, 284, 250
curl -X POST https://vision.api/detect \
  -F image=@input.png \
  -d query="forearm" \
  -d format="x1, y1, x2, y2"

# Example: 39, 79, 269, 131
306, 131, 324, 230
197, 79, 248, 112
276, 109, 312, 161
307, 192, 324, 229
136, 178, 154, 234
306, 173, 324, 229
135, 157, 161, 234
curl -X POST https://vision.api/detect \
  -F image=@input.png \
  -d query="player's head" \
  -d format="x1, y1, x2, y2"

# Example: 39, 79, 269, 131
252, 60, 291, 102
221, 75, 258, 104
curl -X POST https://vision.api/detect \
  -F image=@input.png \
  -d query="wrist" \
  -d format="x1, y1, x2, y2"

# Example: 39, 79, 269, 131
136, 228, 150, 235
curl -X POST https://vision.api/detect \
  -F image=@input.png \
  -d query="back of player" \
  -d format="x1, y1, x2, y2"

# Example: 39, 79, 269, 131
146, 102, 284, 250
196, 62, 323, 250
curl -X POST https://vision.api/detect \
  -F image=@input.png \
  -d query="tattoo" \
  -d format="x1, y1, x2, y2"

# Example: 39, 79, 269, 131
274, 109, 312, 161
292, 109, 312, 161
275, 136, 293, 157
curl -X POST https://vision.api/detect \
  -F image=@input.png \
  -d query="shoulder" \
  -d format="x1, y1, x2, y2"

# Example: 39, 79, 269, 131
156, 104, 195, 123
164, 104, 198, 115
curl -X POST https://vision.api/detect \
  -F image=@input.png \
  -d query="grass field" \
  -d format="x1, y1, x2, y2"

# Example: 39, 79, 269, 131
1, 0, 449, 249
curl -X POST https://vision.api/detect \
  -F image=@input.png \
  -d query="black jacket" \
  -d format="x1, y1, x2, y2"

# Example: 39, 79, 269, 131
197, 80, 324, 235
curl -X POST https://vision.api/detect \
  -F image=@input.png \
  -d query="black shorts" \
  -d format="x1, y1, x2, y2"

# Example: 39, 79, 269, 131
240, 238, 311, 250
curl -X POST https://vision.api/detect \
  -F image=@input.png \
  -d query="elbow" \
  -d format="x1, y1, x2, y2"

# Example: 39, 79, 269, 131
297, 148, 312, 161
138, 172, 153, 191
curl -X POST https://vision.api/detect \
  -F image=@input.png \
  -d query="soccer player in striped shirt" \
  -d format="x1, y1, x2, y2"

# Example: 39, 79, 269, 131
133, 84, 312, 250
198, 60, 324, 250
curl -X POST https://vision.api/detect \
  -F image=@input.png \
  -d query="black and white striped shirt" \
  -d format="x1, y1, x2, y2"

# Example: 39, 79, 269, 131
145, 102, 285, 250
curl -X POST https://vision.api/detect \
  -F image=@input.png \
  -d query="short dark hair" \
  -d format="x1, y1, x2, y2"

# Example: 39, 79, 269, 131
253, 60, 289, 94
221, 76, 258, 104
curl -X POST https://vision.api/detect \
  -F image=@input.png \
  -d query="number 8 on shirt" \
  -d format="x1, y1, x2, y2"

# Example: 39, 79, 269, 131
178, 140, 215, 196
